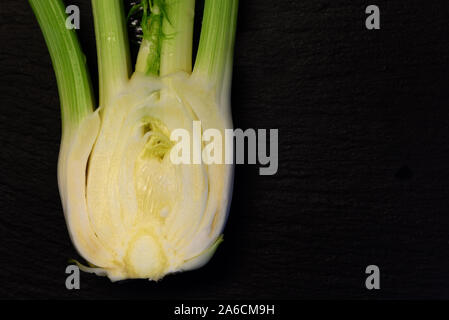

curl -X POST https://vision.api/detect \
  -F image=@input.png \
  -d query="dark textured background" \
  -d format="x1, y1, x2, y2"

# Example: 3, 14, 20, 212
1, 0, 449, 299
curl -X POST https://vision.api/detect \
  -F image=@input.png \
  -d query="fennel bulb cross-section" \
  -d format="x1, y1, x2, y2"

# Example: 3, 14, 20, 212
30, 0, 238, 281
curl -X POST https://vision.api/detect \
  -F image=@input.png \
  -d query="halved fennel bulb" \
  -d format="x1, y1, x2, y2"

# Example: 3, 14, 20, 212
60, 73, 233, 281
29, 0, 238, 281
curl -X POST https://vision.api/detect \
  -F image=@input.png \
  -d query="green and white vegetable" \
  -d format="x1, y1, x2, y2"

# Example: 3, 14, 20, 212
29, 0, 238, 281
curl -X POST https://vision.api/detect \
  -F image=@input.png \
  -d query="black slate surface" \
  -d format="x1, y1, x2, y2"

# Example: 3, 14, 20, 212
1, 0, 449, 299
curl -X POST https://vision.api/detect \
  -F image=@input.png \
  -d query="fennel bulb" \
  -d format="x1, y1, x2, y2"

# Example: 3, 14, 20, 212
29, 0, 238, 281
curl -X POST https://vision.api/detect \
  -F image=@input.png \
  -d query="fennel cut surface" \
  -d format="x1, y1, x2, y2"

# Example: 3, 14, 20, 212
30, 0, 238, 281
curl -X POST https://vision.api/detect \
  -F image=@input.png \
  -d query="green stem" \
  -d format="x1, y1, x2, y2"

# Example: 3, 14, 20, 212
135, 0, 163, 75
160, 0, 195, 76
193, 0, 239, 95
136, 0, 195, 76
29, 0, 94, 131
92, 0, 131, 107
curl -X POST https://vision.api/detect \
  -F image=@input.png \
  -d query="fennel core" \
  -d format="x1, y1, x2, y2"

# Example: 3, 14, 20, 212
29, 0, 238, 281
